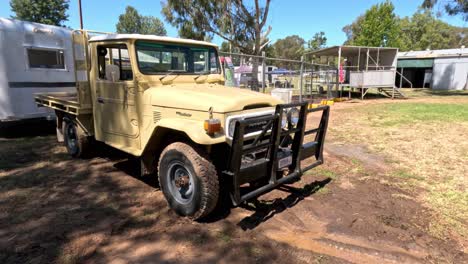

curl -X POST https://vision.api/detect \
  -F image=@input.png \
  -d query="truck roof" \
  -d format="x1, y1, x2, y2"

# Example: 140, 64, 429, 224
89, 34, 218, 48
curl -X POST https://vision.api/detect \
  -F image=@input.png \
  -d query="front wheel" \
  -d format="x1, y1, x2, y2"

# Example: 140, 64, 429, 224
158, 142, 219, 220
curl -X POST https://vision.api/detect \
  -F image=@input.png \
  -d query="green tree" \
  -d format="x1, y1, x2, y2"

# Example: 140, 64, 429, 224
177, 21, 207, 41
162, 0, 271, 54
399, 10, 467, 51
220, 41, 240, 53
220, 41, 230, 53
307, 31, 327, 51
342, 15, 364, 45
422, 0, 468, 21
219, 41, 242, 65
10, 0, 69, 26
263, 42, 275, 58
162, 0, 272, 84
343, 1, 401, 47
116, 6, 167, 35
272, 35, 305, 68
140, 16, 167, 36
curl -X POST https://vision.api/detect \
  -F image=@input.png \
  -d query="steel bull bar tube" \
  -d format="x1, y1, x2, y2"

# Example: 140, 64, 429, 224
225, 102, 330, 206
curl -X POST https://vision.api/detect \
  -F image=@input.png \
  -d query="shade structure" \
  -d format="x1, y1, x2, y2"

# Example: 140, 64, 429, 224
267, 68, 296, 75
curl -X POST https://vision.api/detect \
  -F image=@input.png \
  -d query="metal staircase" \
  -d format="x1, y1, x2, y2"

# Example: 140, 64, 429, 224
378, 86, 406, 99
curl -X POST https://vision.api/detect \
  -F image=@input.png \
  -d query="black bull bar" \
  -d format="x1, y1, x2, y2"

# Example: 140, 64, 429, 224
224, 102, 330, 206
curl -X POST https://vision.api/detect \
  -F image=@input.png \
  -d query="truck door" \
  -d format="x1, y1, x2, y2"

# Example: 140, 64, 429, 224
93, 44, 140, 148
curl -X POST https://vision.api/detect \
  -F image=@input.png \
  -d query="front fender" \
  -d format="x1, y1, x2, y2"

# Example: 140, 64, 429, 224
155, 118, 226, 145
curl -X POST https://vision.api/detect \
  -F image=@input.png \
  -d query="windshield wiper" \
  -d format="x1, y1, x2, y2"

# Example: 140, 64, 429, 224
159, 71, 175, 82
194, 73, 209, 81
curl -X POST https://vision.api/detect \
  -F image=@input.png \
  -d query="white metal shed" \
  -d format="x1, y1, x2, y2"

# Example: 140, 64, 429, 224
398, 47, 468, 90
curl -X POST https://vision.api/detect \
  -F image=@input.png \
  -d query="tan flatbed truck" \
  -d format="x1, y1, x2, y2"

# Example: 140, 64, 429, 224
35, 30, 330, 219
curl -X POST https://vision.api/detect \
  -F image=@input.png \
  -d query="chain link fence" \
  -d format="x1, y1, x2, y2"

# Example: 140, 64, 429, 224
219, 51, 339, 102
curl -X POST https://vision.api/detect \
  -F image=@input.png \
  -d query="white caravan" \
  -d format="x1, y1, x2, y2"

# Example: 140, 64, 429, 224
0, 18, 76, 124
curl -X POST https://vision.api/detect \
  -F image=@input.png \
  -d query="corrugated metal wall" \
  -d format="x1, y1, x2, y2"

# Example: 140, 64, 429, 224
432, 57, 468, 90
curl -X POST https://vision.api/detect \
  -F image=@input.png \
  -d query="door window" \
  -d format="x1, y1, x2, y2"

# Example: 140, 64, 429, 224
97, 44, 133, 81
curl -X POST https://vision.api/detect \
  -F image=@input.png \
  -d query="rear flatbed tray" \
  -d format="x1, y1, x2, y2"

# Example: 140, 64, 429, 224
35, 92, 91, 115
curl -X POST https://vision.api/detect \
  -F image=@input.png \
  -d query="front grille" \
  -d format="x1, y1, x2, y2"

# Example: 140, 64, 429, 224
244, 114, 273, 134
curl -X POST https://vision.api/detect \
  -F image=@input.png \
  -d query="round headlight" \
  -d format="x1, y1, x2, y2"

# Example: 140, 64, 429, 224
281, 111, 288, 129
228, 119, 238, 137
288, 107, 300, 127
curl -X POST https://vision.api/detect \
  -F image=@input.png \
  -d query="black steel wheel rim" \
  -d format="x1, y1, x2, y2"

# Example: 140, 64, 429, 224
167, 161, 195, 204
66, 124, 78, 151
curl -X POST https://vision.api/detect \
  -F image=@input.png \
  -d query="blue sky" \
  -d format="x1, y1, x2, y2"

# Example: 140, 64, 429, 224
1, 0, 466, 46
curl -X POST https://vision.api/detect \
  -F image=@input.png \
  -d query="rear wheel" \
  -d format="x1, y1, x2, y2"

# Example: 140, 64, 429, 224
158, 142, 219, 220
63, 119, 91, 158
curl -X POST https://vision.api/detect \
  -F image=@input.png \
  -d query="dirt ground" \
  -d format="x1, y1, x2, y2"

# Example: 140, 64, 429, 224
1, 93, 467, 264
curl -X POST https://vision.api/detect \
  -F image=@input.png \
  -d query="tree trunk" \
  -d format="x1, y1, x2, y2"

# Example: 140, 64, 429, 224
250, 57, 260, 91
249, 35, 262, 91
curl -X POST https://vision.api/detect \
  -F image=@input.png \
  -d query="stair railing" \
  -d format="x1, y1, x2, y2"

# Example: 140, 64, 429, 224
396, 70, 413, 89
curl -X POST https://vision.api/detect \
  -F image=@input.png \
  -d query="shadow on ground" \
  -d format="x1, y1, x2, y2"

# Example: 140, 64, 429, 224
0, 135, 317, 263
238, 178, 331, 230
0, 120, 56, 138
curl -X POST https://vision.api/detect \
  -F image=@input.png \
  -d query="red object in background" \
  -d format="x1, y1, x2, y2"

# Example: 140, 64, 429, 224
339, 62, 344, 83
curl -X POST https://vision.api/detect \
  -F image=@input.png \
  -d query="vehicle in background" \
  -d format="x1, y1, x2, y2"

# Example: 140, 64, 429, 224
234, 64, 278, 89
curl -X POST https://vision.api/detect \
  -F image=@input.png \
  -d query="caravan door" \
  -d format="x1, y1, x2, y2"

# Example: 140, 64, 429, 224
92, 43, 140, 149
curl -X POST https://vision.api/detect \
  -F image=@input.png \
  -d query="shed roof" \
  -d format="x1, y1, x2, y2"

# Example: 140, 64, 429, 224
398, 48, 468, 59
306, 45, 398, 57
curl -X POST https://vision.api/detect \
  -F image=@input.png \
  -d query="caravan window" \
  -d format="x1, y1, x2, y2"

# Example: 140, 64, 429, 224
27, 48, 65, 69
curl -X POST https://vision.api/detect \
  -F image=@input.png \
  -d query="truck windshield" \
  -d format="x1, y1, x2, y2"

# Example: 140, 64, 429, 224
135, 41, 220, 75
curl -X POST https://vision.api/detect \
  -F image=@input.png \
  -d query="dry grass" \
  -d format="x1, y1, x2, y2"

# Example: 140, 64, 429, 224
328, 95, 468, 248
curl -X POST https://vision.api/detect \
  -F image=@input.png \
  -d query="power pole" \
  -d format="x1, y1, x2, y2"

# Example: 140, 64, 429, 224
78, 0, 84, 29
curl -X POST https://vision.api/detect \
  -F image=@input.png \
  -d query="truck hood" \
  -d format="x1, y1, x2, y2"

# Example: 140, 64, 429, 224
147, 84, 282, 113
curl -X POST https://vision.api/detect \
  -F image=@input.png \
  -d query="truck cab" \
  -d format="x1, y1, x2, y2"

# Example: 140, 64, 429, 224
36, 31, 329, 220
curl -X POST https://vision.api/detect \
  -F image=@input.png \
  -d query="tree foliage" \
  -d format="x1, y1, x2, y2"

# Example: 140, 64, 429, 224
162, 0, 272, 56
220, 41, 231, 53
162, 0, 271, 86
307, 31, 327, 51
399, 10, 467, 51
422, 0, 468, 21
116, 6, 167, 35
343, 1, 466, 50
271, 35, 305, 68
10, 0, 69, 26
343, 15, 364, 45
343, 1, 401, 47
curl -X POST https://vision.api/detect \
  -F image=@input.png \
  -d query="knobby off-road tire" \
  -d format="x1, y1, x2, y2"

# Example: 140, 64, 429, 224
63, 119, 91, 158
158, 142, 219, 220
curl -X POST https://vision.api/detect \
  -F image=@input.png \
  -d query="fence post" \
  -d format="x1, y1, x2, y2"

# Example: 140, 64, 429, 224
299, 55, 304, 102
262, 51, 266, 93
335, 67, 340, 99
400, 67, 404, 88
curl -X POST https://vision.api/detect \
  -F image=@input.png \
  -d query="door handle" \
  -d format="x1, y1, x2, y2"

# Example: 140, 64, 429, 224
97, 97, 104, 104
